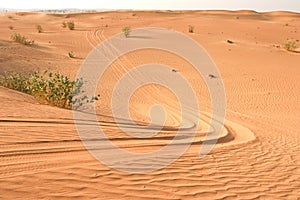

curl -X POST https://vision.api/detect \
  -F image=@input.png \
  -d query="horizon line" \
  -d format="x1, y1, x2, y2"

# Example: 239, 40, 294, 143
1, 8, 300, 14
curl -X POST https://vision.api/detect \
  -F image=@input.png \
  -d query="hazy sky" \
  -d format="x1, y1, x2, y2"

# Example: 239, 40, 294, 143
1, 0, 300, 13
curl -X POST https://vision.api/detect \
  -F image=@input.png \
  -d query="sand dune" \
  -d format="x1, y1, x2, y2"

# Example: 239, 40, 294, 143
0, 10, 299, 199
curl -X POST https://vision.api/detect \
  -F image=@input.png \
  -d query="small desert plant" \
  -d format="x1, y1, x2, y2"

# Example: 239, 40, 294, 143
0, 71, 100, 110
11, 33, 34, 45
188, 25, 194, 33
62, 21, 67, 28
132, 13, 137, 16
283, 40, 298, 51
208, 74, 217, 79
8, 25, 14, 30
122, 26, 131, 37
68, 51, 75, 58
0, 72, 31, 93
36, 24, 43, 33
67, 21, 75, 30
8, 15, 13, 19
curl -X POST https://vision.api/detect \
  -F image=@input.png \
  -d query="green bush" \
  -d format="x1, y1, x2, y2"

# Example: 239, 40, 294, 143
283, 40, 298, 51
11, 33, 34, 45
36, 24, 43, 33
0, 71, 99, 110
67, 21, 75, 30
0, 72, 31, 94
122, 26, 131, 37
61, 21, 74, 30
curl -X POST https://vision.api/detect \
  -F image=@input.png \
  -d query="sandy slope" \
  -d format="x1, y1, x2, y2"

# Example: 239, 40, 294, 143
0, 10, 299, 199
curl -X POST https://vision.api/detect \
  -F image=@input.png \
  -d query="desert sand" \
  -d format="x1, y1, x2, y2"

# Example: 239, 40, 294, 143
0, 10, 299, 199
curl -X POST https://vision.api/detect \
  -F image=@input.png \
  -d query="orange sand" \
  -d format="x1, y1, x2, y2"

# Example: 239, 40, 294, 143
0, 10, 299, 199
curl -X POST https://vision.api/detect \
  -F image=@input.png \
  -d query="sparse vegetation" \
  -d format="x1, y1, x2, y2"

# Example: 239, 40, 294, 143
61, 21, 75, 30
227, 40, 234, 44
36, 24, 43, 33
8, 26, 14, 30
68, 51, 75, 58
0, 72, 31, 94
122, 26, 131, 37
62, 21, 67, 28
67, 21, 75, 30
0, 71, 100, 110
8, 15, 13, 19
283, 40, 298, 52
209, 74, 217, 79
188, 25, 194, 33
11, 33, 35, 45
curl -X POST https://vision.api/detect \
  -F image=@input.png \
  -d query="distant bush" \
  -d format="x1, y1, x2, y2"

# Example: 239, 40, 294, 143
122, 26, 131, 37
61, 21, 75, 30
0, 71, 100, 110
36, 24, 43, 33
8, 26, 14, 30
8, 15, 13, 19
62, 21, 67, 28
284, 40, 298, 51
188, 25, 194, 33
11, 33, 34, 45
68, 51, 75, 58
67, 21, 75, 30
